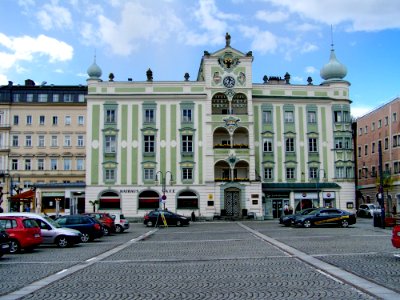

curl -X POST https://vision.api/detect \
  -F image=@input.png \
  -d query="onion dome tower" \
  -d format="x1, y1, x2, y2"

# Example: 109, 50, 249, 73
87, 55, 102, 81
320, 43, 348, 84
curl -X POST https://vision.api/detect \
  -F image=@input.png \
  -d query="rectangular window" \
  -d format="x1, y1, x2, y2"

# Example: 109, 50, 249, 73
182, 135, 193, 153
12, 159, 18, 170
263, 111, 272, 123
53, 94, 59, 102
78, 94, 85, 102
105, 136, 116, 153
334, 111, 342, 122
378, 120, 382, 128
51, 136, 58, 147
144, 109, 155, 123
105, 169, 115, 181
372, 142, 375, 153
371, 166, 376, 177
63, 94, 72, 102
39, 115, 45, 125
372, 122, 375, 131
264, 168, 273, 179
77, 158, 84, 170
13, 115, 19, 125
64, 135, 71, 147
285, 137, 295, 152
284, 111, 294, 123
51, 159, 57, 170
385, 137, 389, 150
64, 159, 71, 171
12, 135, 18, 147
336, 167, 345, 178
385, 116, 389, 126
13, 94, 20, 102
27, 94, 33, 102
286, 168, 295, 179
358, 146, 361, 157
182, 168, 193, 180
359, 128, 363, 136
52, 116, 58, 125
38, 94, 47, 102
106, 109, 116, 123
25, 159, 31, 170
364, 145, 368, 156
308, 138, 318, 152
38, 135, 45, 147
26, 115, 32, 125
25, 135, 32, 147
393, 112, 397, 122
65, 116, 71, 125
78, 116, 84, 125
364, 126, 368, 134
309, 167, 318, 179
308, 111, 316, 123
263, 138, 273, 152
182, 109, 192, 123
77, 135, 84, 147
144, 135, 155, 153
394, 162, 399, 174
144, 168, 155, 180
37, 159, 44, 170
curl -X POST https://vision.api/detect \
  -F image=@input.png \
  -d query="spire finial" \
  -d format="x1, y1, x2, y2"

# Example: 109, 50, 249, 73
330, 25, 334, 50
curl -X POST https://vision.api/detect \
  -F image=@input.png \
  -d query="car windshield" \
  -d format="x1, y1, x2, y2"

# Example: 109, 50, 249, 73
43, 216, 62, 228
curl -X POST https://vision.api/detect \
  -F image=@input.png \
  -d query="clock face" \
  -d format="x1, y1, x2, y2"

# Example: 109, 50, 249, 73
223, 76, 235, 88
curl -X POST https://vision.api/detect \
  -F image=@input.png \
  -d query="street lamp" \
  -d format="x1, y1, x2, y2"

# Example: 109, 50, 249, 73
155, 171, 173, 210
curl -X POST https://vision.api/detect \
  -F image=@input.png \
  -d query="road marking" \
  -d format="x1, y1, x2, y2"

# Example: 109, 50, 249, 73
239, 222, 400, 300
0, 228, 158, 300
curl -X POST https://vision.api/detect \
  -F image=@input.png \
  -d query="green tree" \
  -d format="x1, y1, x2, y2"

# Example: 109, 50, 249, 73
89, 199, 99, 212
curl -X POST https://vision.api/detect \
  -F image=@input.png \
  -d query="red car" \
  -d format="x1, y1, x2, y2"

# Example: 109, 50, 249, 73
392, 225, 400, 248
82, 213, 116, 235
0, 216, 42, 253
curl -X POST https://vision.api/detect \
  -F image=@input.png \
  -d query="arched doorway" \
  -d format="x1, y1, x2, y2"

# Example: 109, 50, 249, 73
99, 191, 120, 210
138, 190, 160, 210
224, 188, 240, 217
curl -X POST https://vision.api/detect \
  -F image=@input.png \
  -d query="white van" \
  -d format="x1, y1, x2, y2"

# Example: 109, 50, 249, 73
1, 212, 82, 247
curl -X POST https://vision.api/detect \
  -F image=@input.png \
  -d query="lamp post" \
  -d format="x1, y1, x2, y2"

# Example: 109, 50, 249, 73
156, 171, 173, 210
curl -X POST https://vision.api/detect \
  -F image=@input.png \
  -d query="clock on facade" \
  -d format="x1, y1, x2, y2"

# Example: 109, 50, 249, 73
223, 76, 235, 88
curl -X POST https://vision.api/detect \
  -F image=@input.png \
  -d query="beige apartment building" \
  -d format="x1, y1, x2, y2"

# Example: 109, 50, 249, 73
0, 80, 87, 213
356, 97, 400, 212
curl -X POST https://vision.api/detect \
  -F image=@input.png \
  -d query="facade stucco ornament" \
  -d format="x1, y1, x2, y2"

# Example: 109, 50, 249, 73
218, 52, 240, 71
91, 140, 99, 149
223, 116, 240, 134
227, 153, 237, 167
170, 140, 177, 147
132, 140, 138, 148
160, 140, 166, 148
224, 88, 235, 100
121, 140, 127, 148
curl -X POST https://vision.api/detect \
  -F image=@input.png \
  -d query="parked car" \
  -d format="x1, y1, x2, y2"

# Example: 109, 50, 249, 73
293, 208, 356, 228
82, 213, 116, 235
144, 210, 190, 227
1, 213, 82, 248
0, 224, 10, 257
392, 225, 400, 248
0, 216, 42, 253
279, 208, 316, 227
55, 215, 104, 242
110, 213, 129, 233
357, 204, 380, 218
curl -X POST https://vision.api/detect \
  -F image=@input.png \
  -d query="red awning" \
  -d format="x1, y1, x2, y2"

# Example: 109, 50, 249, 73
10, 189, 35, 202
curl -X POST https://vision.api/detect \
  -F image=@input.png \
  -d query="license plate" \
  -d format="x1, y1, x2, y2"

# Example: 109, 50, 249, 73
34, 234, 40, 238
2, 244, 9, 249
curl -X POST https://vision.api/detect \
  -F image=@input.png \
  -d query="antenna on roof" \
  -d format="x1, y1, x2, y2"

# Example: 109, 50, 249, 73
330, 24, 334, 49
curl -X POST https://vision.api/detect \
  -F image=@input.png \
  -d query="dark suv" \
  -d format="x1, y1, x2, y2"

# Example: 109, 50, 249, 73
82, 213, 116, 236
55, 215, 104, 243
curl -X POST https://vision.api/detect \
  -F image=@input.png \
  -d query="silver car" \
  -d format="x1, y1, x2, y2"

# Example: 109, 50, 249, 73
110, 213, 129, 233
1, 213, 82, 247
357, 204, 380, 218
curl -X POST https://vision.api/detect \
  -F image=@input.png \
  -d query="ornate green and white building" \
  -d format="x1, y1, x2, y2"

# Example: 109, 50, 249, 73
85, 34, 355, 219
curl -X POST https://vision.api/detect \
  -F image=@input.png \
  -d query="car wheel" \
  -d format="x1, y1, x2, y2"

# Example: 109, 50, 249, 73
303, 220, 312, 228
56, 236, 69, 248
9, 240, 20, 253
341, 219, 349, 228
146, 220, 153, 227
103, 227, 109, 236
81, 233, 90, 243
367, 212, 372, 218
115, 225, 123, 233
176, 220, 182, 227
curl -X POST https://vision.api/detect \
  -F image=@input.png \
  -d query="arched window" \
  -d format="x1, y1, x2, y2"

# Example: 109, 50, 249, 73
138, 190, 160, 209
212, 93, 229, 115
99, 191, 120, 209
177, 191, 199, 209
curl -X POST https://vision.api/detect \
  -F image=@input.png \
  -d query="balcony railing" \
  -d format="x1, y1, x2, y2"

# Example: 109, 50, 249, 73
214, 144, 249, 149
214, 178, 249, 182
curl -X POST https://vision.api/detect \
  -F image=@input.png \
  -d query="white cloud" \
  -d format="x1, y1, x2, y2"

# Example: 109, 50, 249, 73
255, 10, 289, 23
0, 74, 8, 85
36, 2, 73, 30
266, 0, 400, 31
239, 26, 278, 54
292, 76, 303, 83
301, 42, 318, 53
0, 33, 73, 75
305, 66, 318, 74
352, 106, 373, 118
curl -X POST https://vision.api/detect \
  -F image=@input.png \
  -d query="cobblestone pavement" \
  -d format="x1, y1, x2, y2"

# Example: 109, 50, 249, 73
0, 219, 398, 299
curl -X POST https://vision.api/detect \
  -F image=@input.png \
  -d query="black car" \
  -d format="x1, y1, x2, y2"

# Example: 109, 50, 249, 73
279, 208, 316, 226
55, 215, 104, 242
293, 208, 356, 228
0, 225, 10, 257
143, 210, 190, 227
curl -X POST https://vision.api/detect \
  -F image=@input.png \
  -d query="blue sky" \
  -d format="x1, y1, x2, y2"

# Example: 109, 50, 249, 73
1, 0, 400, 118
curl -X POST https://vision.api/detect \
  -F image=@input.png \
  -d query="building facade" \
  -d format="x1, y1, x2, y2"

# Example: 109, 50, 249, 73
356, 97, 400, 212
85, 34, 355, 219
0, 80, 87, 213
